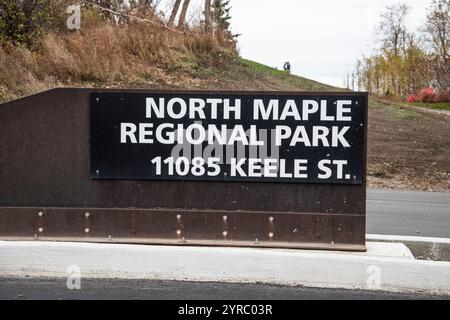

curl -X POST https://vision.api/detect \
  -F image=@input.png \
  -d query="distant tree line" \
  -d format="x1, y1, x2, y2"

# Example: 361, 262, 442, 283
353, 0, 449, 101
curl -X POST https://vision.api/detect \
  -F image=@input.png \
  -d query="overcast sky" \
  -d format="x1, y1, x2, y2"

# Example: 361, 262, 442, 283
157, 0, 431, 88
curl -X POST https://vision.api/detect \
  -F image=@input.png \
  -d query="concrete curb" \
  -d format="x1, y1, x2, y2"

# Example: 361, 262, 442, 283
367, 234, 450, 261
1, 240, 449, 295
367, 234, 450, 244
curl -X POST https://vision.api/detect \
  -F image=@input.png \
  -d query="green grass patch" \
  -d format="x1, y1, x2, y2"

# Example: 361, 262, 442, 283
407, 102, 450, 111
393, 108, 417, 119
240, 58, 338, 91
241, 58, 289, 77
369, 99, 389, 109
370, 99, 417, 119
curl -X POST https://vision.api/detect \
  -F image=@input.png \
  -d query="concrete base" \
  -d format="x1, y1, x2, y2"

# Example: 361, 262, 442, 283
0, 240, 449, 295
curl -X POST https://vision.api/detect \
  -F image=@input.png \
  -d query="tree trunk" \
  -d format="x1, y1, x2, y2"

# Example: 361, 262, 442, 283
204, 0, 211, 32
178, 0, 190, 28
168, 0, 182, 26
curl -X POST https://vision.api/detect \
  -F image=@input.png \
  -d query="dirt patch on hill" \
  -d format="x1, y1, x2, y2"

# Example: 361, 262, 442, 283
367, 99, 449, 192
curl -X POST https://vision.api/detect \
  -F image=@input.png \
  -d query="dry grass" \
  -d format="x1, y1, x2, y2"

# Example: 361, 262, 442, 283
0, 13, 234, 101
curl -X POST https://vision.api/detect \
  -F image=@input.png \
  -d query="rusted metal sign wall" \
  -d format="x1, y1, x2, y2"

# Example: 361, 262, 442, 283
0, 89, 367, 251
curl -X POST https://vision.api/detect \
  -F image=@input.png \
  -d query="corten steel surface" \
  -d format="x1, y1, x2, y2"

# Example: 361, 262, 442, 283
0, 88, 367, 251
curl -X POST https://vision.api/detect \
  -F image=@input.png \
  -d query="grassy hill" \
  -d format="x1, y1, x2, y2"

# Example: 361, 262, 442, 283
0, 22, 448, 191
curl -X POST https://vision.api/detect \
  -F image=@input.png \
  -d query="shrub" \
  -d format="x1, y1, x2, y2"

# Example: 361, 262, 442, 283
1, 0, 45, 46
435, 92, 450, 103
407, 95, 416, 103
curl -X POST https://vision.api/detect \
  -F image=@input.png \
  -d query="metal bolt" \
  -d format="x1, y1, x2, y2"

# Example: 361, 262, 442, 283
84, 228, 90, 233
38, 227, 44, 233
85, 212, 90, 218
38, 211, 43, 217
268, 232, 274, 238
269, 216, 274, 222
176, 214, 182, 220
223, 215, 227, 221
222, 231, 228, 237
176, 229, 181, 235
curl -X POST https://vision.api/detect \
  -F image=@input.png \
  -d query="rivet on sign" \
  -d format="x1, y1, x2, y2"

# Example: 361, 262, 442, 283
268, 232, 274, 238
38, 211, 43, 217
38, 227, 44, 233
223, 231, 228, 237
176, 229, 182, 235
85, 212, 90, 218
223, 215, 227, 221
269, 216, 274, 222
84, 228, 90, 233
176, 214, 182, 220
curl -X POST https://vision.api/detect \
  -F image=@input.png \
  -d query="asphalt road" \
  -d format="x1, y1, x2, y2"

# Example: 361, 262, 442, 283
0, 278, 448, 300
367, 189, 450, 238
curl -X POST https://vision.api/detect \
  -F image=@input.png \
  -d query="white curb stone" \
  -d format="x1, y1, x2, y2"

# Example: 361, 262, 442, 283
0, 241, 449, 294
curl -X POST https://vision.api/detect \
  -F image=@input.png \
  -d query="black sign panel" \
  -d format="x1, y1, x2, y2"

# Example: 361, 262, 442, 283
90, 91, 367, 184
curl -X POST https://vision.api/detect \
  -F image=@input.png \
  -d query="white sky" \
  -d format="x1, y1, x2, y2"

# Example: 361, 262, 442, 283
157, 0, 430, 88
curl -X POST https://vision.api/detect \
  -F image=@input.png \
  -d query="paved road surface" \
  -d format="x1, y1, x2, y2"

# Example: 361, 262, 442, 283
0, 278, 448, 300
367, 189, 450, 238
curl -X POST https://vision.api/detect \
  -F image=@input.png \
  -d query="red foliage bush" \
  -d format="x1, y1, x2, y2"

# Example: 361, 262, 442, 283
407, 95, 416, 103
406, 87, 449, 103
407, 87, 450, 103
420, 87, 434, 96
417, 87, 436, 103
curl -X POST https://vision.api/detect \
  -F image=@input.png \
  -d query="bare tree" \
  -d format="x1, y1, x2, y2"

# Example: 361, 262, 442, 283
375, 3, 411, 96
378, 3, 410, 57
178, 0, 190, 28
168, 0, 182, 26
422, 0, 450, 91
204, 0, 211, 32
